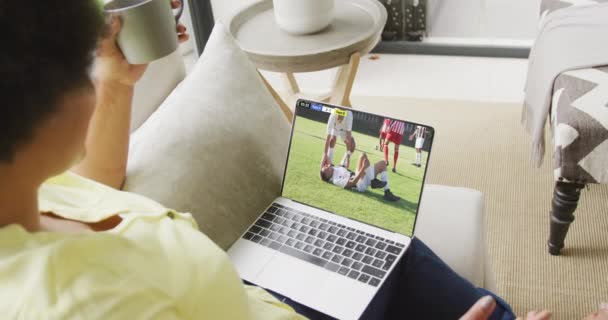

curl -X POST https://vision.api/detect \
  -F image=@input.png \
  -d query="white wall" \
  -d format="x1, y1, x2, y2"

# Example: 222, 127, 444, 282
427, 0, 541, 40
210, 0, 256, 23
211, 0, 541, 41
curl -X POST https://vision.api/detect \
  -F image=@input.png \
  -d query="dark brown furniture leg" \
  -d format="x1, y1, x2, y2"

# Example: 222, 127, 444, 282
548, 181, 585, 255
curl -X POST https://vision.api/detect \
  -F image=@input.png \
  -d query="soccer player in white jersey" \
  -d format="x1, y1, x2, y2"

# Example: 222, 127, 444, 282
320, 153, 401, 201
409, 126, 427, 168
323, 108, 355, 170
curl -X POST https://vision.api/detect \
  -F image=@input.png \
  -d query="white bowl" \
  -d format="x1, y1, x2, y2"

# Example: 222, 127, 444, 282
273, 0, 335, 35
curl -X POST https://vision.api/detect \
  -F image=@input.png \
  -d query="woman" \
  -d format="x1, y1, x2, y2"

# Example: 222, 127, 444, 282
0, 1, 584, 319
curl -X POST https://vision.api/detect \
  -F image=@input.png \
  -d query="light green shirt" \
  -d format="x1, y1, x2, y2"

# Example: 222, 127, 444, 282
0, 172, 305, 319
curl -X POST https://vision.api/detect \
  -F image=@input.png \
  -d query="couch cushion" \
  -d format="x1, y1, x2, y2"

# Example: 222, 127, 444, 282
414, 184, 492, 290
130, 50, 186, 132
124, 23, 290, 250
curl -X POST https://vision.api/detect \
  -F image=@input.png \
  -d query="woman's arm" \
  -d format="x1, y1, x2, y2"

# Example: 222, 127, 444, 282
71, 1, 188, 189
70, 16, 148, 189
70, 79, 137, 189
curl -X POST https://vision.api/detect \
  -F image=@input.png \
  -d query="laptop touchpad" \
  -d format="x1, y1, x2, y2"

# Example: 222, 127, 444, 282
256, 253, 331, 303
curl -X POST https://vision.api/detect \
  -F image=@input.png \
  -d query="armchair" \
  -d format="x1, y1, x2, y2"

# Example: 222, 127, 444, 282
533, 0, 608, 255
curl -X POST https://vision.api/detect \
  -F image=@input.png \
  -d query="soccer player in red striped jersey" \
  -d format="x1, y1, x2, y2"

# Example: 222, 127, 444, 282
380, 119, 405, 173
378, 118, 390, 152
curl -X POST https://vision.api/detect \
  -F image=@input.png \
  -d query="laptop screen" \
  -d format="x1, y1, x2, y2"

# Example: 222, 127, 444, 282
281, 101, 434, 237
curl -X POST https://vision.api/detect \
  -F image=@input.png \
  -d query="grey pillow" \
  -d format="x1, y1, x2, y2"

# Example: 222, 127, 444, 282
124, 23, 290, 250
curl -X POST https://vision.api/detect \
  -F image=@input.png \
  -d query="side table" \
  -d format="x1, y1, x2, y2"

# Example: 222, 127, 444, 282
227, 0, 387, 122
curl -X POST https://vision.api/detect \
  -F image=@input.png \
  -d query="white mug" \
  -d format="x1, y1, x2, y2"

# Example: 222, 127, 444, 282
104, 0, 183, 64
273, 0, 335, 35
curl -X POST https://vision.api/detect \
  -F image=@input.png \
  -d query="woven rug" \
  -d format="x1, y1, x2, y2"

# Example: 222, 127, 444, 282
350, 95, 608, 319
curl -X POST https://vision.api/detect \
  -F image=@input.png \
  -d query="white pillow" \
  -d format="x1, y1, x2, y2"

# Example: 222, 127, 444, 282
130, 50, 186, 132
124, 23, 290, 250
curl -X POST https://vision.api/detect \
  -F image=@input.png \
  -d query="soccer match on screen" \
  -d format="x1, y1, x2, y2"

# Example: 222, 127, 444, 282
282, 101, 433, 236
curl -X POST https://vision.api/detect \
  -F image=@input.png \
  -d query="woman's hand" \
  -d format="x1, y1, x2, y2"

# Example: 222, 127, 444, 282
584, 303, 608, 320
460, 296, 551, 320
94, 0, 189, 87
516, 310, 552, 320
174, 0, 190, 44
460, 296, 496, 320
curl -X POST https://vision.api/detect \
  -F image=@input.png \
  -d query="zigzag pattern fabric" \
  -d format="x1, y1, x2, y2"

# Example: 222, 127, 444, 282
551, 67, 608, 184
538, 0, 608, 184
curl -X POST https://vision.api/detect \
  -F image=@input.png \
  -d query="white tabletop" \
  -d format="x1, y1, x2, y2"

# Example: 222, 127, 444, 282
228, 0, 387, 73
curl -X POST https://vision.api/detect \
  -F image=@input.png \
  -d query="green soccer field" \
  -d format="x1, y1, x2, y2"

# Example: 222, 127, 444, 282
282, 117, 428, 236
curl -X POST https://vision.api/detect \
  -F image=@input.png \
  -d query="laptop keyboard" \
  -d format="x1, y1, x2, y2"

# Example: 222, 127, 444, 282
242, 203, 405, 287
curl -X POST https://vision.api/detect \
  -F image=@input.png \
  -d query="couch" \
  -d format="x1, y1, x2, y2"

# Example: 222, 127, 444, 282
122, 23, 496, 291
533, 0, 608, 255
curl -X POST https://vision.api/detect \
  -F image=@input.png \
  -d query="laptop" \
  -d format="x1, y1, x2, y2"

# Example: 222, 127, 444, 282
228, 99, 434, 320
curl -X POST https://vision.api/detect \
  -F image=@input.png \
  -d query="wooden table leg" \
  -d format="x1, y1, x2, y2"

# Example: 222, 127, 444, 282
283, 73, 301, 97
258, 70, 294, 123
279, 73, 303, 110
548, 181, 585, 255
258, 52, 362, 122
328, 52, 361, 108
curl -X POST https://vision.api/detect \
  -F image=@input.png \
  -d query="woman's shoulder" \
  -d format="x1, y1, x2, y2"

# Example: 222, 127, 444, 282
40, 171, 198, 228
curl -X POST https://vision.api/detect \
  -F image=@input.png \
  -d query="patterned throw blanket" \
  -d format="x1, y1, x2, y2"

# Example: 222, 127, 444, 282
550, 66, 608, 183
522, 2, 608, 167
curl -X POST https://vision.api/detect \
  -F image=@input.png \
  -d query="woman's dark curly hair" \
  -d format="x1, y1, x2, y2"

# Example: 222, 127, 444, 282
0, 1, 104, 163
